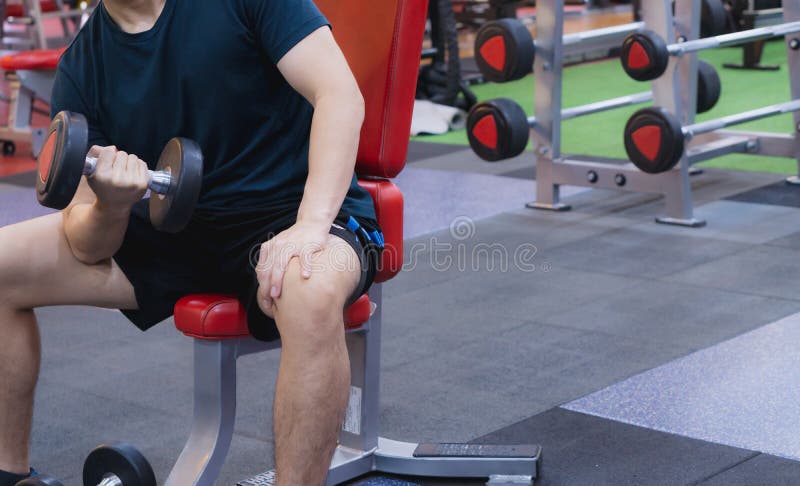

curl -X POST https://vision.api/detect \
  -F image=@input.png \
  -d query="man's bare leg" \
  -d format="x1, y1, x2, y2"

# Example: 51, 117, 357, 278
0, 213, 138, 474
271, 235, 360, 486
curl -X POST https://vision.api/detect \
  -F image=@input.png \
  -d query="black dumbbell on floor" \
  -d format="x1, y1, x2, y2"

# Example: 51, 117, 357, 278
14, 442, 156, 486
37, 111, 204, 233
82, 442, 157, 486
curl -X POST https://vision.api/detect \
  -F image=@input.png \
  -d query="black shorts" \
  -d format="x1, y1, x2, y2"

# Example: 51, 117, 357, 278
113, 199, 381, 342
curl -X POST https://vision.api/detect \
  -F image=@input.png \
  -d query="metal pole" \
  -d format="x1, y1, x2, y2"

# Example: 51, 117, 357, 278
784, 0, 800, 185
684, 99, 800, 139
559, 21, 643, 51
668, 21, 800, 56
84, 156, 172, 194
524, 91, 653, 127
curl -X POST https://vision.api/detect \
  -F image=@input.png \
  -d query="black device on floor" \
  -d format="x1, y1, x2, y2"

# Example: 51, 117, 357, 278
413, 443, 542, 458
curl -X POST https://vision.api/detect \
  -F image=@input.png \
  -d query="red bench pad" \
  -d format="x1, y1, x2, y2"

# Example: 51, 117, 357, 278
317, 0, 427, 179
175, 294, 372, 340
357, 178, 403, 282
0, 47, 64, 71
5, 0, 58, 18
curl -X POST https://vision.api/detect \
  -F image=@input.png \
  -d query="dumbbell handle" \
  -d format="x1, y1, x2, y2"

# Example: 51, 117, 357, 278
683, 98, 800, 140
97, 473, 123, 486
668, 21, 800, 56
84, 156, 173, 195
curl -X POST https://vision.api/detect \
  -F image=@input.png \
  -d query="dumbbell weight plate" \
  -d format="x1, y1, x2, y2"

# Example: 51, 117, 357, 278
474, 19, 535, 83
15, 475, 65, 486
83, 442, 156, 486
696, 59, 722, 114
701, 0, 729, 38
36, 111, 89, 210
149, 137, 203, 233
467, 98, 530, 162
624, 107, 685, 174
620, 30, 670, 82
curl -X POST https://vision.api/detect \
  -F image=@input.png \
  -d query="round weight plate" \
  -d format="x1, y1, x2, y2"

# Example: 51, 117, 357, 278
696, 59, 721, 114
83, 442, 156, 486
624, 107, 685, 174
467, 98, 530, 162
620, 30, 670, 82
474, 19, 535, 83
150, 138, 203, 233
15, 474, 65, 486
36, 111, 88, 210
701, 0, 729, 38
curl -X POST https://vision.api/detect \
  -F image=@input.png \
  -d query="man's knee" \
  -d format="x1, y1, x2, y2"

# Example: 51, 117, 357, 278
0, 226, 51, 311
273, 259, 354, 343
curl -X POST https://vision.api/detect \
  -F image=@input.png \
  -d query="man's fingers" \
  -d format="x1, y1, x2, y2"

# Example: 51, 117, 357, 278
299, 243, 321, 279
126, 154, 147, 191
257, 242, 276, 308
257, 282, 272, 314
257, 241, 272, 269
88, 145, 115, 158
258, 265, 274, 310
93, 146, 117, 177
271, 239, 303, 299
138, 158, 148, 190
270, 251, 290, 299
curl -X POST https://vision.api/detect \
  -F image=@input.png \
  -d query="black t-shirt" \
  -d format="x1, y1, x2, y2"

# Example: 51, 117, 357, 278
50, 0, 376, 220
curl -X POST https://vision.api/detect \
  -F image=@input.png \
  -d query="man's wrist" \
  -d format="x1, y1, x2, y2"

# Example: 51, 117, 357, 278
297, 207, 336, 228
92, 200, 132, 221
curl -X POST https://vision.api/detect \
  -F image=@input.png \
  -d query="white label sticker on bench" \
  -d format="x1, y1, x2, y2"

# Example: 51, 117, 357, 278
343, 386, 362, 435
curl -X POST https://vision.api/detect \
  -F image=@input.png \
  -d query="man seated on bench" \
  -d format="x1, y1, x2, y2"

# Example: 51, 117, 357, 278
0, 0, 380, 485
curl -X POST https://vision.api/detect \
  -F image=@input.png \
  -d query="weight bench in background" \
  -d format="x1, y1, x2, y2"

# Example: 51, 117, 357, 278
167, 0, 541, 484
2, 0, 90, 50
0, 47, 62, 156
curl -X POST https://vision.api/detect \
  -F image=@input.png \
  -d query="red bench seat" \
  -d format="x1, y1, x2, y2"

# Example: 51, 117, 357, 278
0, 47, 64, 70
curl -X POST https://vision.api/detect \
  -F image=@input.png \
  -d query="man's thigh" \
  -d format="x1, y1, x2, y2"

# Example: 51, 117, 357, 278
0, 213, 137, 310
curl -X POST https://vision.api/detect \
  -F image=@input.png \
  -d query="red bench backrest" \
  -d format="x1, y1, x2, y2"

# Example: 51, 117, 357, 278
315, 0, 428, 179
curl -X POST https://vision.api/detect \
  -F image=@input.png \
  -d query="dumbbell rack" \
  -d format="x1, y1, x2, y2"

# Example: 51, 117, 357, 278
530, 0, 800, 226
529, 0, 697, 225
647, 0, 800, 225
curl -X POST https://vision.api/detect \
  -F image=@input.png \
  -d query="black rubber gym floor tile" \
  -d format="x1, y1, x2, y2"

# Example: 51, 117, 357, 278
541, 278, 800, 350
725, 181, 800, 208
664, 244, 800, 302
0, 169, 35, 187
541, 225, 750, 279
498, 165, 537, 180
697, 454, 800, 486
473, 408, 758, 486
767, 230, 800, 250
406, 141, 467, 163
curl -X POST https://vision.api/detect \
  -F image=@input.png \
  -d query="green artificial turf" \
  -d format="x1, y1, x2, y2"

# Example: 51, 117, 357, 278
416, 40, 799, 175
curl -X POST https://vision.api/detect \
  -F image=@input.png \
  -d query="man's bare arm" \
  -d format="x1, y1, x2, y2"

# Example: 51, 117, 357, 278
62, 146, 149, 265
277, 26, 365, 228
257, 26, 365, 307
